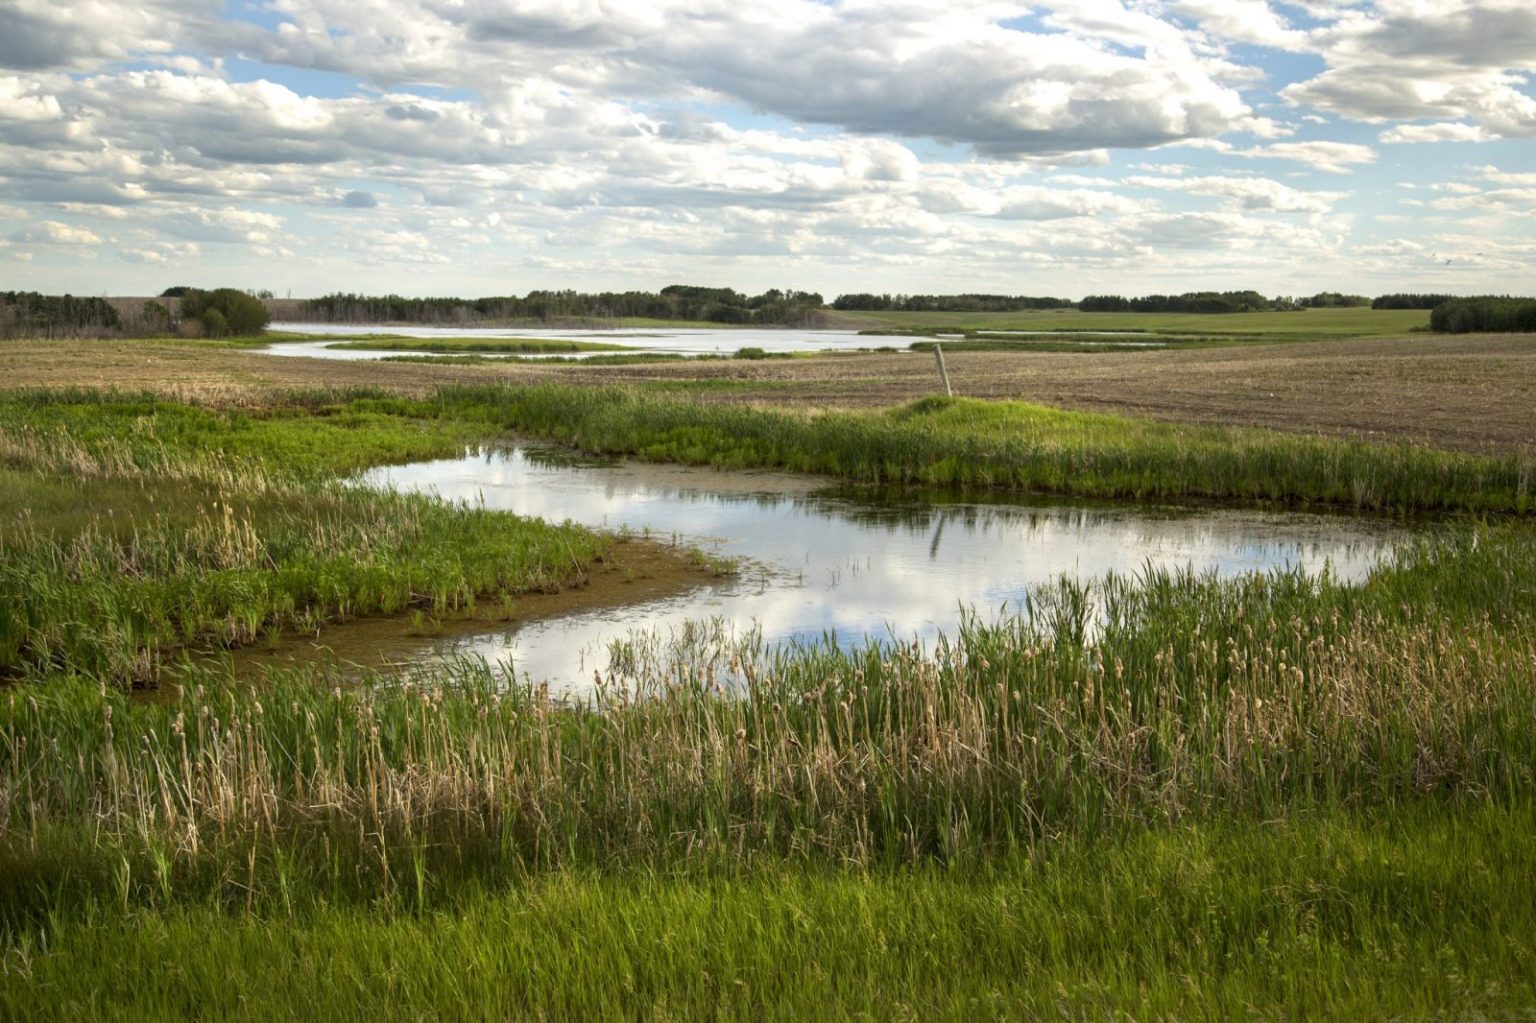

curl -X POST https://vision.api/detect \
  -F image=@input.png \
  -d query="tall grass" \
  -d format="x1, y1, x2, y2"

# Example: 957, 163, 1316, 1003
3, 526, 1531, 908
419, 384, 1531, 513
2, 804, 1531, 1020
0, 390, 605, 683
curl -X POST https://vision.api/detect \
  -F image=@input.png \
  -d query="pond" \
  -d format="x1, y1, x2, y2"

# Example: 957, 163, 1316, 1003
258, 323, 919, 360
259, 446, 1408, 694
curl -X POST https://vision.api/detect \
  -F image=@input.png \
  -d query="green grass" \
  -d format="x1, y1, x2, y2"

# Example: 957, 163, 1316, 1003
0, 390, 605, 682
2, 523, 1532, 895
840, 306, 1430, 337
4, 384, 1535, 1017
1, 803, 1531, 1021
421, 384, 1532, 513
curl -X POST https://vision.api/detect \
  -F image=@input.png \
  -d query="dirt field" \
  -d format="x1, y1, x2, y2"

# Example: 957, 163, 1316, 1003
2, 334, 1532, 454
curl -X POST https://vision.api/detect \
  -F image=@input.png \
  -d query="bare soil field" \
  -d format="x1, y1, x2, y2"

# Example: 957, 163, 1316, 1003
2, 333, 1532, 454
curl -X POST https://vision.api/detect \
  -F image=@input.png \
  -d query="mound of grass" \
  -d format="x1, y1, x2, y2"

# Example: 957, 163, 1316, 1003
426, 383, 1533, 513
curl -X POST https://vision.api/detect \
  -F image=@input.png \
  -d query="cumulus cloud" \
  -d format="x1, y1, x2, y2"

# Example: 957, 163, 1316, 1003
1281, 1, 1536, 139
1238, 141, 1378, 173
1379, 121, 1491, 143
232, 0, 1260, 158
10, 220, 102, 244
1125, 174, 1346, 213
0, 0, 229, 72
1161, 0, 1311, 50
2, 0, 1534, 295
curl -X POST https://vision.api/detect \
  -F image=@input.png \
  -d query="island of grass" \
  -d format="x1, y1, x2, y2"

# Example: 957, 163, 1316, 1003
328, 334, 639, 354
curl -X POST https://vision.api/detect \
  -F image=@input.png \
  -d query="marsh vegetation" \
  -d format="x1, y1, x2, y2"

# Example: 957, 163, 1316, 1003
1, 323, 1534, 1017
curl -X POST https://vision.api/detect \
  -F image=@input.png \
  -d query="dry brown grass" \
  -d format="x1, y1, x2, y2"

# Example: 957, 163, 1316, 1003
2, 333, 1532, 453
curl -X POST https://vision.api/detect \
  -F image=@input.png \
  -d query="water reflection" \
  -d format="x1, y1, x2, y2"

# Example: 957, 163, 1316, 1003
258, 324, 918, 360
360, 447, 1404, 692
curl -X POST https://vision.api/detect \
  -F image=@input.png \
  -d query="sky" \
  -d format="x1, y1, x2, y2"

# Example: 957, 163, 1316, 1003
0, 0, 1533, 300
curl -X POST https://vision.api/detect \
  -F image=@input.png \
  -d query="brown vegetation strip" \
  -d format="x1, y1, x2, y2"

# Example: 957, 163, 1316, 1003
2, 334, 1533, 454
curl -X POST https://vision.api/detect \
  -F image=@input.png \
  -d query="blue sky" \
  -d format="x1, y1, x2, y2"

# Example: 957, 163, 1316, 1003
1, 0, 1533, 299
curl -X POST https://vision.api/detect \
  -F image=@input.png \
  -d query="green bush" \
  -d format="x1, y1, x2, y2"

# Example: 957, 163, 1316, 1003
1429, 296, 1536, 333
179, 288, 270, 336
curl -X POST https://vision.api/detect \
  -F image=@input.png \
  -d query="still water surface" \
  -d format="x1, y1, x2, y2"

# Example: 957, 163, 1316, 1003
357, 447, 1405, 692
261, 323, 918, 360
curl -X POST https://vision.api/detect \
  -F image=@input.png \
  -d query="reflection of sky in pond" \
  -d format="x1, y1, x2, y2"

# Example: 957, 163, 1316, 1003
362, 447, 1405, 693
257, 325, 917, 360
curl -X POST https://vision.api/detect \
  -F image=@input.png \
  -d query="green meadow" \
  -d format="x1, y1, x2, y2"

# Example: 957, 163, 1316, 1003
2, 377, 1534, 1019
837, 305, 1431, 337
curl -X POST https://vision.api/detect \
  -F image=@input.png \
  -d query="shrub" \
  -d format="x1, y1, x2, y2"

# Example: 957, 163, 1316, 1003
1429, 296, 1536, 333
179, 288, 270, 336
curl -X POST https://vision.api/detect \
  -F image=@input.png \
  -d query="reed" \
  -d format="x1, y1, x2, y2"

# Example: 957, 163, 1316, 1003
0, 390, 605, 683
3, 526, 1531, 907
3, 385, 1534, 1016
425, 383, 1532, 513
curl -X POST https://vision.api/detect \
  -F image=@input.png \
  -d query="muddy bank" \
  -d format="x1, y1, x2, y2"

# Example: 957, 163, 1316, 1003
177, 536, 725, 685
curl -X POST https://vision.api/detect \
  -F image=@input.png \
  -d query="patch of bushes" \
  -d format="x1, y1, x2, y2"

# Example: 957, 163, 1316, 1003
1429, 296, 1536, 333
179, 287, 271, 336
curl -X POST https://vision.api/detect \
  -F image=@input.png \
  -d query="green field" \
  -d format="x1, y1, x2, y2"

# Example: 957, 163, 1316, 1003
3, 378, 1534, 1018
838, 305, 1431, 337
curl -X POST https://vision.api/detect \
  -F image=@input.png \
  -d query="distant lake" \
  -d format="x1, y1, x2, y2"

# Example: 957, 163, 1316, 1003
261, 323, 919, 360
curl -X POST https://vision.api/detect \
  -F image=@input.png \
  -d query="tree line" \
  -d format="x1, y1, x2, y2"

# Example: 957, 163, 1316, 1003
1430, 297, 1536, 333
830, 293, 1073, 312
298, 286, 827, 326
1079, 291, 1279, 313
0, 292, 122, 339
1372, 294, 1458, 310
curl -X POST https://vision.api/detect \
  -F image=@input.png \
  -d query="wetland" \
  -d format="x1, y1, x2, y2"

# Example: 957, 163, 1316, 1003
1, 340, 1534, 1020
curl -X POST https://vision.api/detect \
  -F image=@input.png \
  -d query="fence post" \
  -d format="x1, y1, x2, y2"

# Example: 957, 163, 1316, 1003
932, 343, 954, 398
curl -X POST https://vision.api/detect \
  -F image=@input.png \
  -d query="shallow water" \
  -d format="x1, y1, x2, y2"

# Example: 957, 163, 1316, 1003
260, 323, 918, 360
352, 447, 1406, 693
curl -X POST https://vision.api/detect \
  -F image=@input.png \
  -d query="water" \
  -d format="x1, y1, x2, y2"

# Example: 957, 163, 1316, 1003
259, 324, 918, 361
353, 447, 1405, 692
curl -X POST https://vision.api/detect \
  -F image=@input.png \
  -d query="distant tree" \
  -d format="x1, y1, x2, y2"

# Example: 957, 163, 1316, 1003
160, 286, 192, 298
1429, 296, 1536, 333
0, 291, 122, 338
1372, 293, 1458, 310
1303, 292, 1370, 308
179, 288, 270, 336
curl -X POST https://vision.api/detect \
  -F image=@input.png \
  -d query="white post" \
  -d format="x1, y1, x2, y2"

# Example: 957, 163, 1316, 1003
932, 343, 954, 398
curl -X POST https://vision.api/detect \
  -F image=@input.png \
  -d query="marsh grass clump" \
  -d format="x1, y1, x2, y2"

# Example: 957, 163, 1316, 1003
3, 525, 1532, 912
0, 390, 604, 684
424, 383, 1531, 514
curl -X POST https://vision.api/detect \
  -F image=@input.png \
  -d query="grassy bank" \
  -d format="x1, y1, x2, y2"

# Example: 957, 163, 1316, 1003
0, 390, 605, 683
6, 523, 1532, 883
2, 803, 1530, 1020
414, 383, 1530, 513
3, 521, 1535, 1015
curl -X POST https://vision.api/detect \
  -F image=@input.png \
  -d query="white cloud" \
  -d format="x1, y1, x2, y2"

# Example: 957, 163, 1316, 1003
1282, 1, 1536, 139
1238, 140, 1377, 173
1379, 121, 1492, 143
233, 0, 1259, 158
1126, 173, 1346, 213
1162, 0, 1310, 51
10, 219, 102, 244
